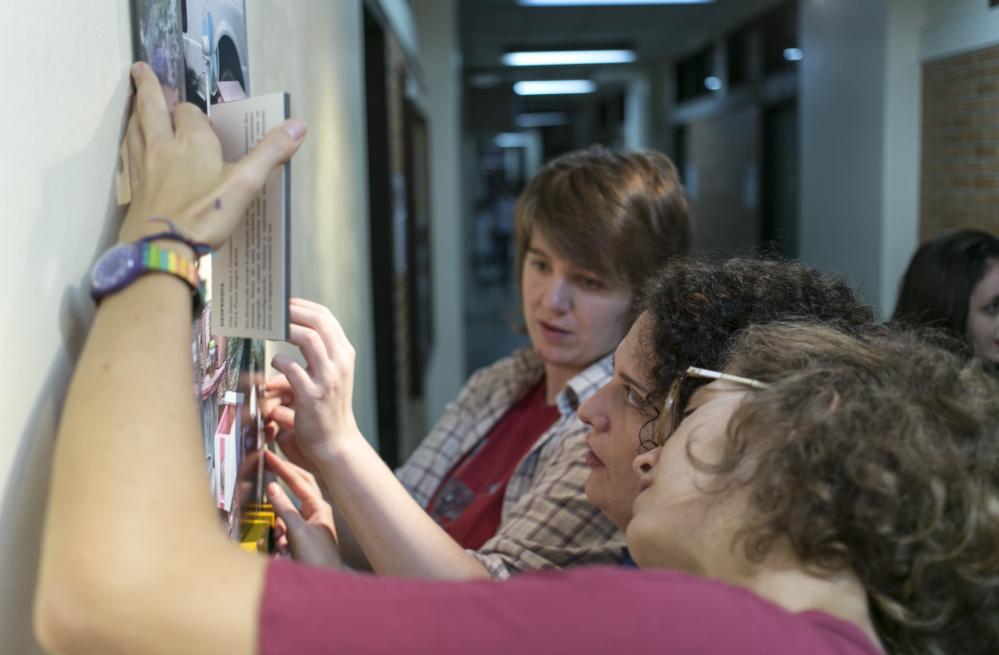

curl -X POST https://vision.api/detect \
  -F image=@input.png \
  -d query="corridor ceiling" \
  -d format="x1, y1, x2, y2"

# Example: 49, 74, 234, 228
459, 0, 786, 80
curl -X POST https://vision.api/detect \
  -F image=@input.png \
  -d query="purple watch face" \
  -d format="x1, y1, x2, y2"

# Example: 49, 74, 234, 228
91, 242, 143, 297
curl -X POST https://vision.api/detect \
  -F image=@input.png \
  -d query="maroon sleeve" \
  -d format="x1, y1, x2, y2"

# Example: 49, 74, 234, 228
258, 560, 880, 655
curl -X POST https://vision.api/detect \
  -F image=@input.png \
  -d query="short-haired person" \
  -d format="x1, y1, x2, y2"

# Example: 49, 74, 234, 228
263, 144, 690, 577
893, 229, 999, 363
579, 258, 874, 529
38, 65, 999, 655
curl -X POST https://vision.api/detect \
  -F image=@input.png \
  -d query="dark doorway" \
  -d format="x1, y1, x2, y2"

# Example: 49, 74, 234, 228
363, 7, 400, 467
761, 100, 799, 258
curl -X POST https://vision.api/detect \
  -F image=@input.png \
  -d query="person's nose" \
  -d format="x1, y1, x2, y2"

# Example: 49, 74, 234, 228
543, 274, 571, 313
633, 446, 661, 477
578, 385, 610, 432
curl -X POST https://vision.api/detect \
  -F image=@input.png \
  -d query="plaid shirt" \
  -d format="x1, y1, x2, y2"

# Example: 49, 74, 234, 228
396, 349, 626, 579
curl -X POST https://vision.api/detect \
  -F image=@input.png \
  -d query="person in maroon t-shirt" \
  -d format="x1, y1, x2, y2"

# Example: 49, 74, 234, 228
35, 65, 999, 655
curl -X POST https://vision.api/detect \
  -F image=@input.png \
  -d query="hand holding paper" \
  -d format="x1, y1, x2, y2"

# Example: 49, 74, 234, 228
119, 62, 305, 251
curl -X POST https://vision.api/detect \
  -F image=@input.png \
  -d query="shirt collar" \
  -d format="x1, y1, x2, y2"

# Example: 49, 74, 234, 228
555, 353, 613, 417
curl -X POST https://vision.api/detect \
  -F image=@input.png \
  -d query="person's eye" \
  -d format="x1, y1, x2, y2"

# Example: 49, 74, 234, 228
623, 384, 642, 406
529, 257, 551, 273
578, 275, 606, 291
982, 300, 999, 316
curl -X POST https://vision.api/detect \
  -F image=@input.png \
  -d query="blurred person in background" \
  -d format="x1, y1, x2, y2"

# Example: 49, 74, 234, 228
893, 228, 999, 364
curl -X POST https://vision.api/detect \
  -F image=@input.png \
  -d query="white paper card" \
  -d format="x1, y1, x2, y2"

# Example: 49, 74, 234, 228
210, 92, 290, 340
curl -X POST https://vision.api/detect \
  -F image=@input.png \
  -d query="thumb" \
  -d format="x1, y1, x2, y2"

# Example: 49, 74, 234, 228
213, 119, 306, 222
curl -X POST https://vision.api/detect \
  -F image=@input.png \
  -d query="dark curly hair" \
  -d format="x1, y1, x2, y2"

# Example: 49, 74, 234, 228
636, 258, 875, 448
716, 323, 999, 655
892, 229, 999, 355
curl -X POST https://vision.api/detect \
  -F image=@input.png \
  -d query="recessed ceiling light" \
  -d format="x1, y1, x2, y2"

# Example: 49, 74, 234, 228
513, 80, 597, 95
518, 0, 713, 5
704, 76, 722, 91
783, 48, 804, 62
502, 49, 636, 66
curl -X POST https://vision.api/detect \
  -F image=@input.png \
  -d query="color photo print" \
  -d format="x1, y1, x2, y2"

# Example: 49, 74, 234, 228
131, 0, 274, 551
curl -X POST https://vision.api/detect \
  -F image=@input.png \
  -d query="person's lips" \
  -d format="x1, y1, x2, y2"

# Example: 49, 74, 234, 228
538, 319, 572, 341
585, 437, 605, 468
586, 449, 605, 468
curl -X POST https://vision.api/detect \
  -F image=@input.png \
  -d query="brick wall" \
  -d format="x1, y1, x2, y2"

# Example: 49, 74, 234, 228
921, 45, 999, 240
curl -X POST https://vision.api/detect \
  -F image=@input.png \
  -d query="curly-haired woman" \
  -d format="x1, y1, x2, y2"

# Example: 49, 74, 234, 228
624, 323, 999, 654
580, 258, 875, 529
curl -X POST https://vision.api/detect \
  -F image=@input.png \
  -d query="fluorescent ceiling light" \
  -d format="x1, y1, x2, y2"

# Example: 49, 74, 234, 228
513, 80, 597, 95
518, 0, 713, 5
516, 112, 570, 128
502, 49, 636, 66
495, 133, 531, 148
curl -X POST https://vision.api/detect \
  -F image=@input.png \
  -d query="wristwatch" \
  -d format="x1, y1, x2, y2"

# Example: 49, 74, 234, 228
90, 237, 205, 313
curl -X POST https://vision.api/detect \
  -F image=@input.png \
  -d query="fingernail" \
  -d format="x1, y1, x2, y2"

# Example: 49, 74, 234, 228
283, 119, 306, 142
131, 62, 143, 78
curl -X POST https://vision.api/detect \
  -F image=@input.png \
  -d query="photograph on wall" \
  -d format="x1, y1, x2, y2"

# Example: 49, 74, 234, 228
131, 0, 186, 109
179, 0, 251, 110
131, 0, 272, 548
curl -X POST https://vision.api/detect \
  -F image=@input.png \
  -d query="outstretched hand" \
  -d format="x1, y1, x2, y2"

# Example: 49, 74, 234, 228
120, 62, 306, 249
265, 450, 343, 569
269, 298, 364, 463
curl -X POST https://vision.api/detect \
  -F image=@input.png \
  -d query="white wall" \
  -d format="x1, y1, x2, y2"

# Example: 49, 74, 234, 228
879, 0, 927, 317
0, 2, 374, 652
410, 0, 467, 427
246, 2, 377, 437
924, 0, 999, 60
1, 4, 134, 653
799, 0, 889, 310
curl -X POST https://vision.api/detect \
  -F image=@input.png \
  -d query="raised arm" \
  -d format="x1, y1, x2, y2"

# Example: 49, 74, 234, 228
33, 63, 305, 655
270, 301, 494, 579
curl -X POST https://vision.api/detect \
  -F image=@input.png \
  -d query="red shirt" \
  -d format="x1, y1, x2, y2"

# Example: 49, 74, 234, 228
426, 381, 558, 549
260, 561, 883, 655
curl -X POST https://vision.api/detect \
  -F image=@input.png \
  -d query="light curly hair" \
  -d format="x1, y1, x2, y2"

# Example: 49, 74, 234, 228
713, 323, 999, 655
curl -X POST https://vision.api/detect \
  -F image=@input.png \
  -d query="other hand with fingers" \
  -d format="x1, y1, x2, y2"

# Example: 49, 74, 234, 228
264, 450, 343, 570
269, 298, 365, 464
